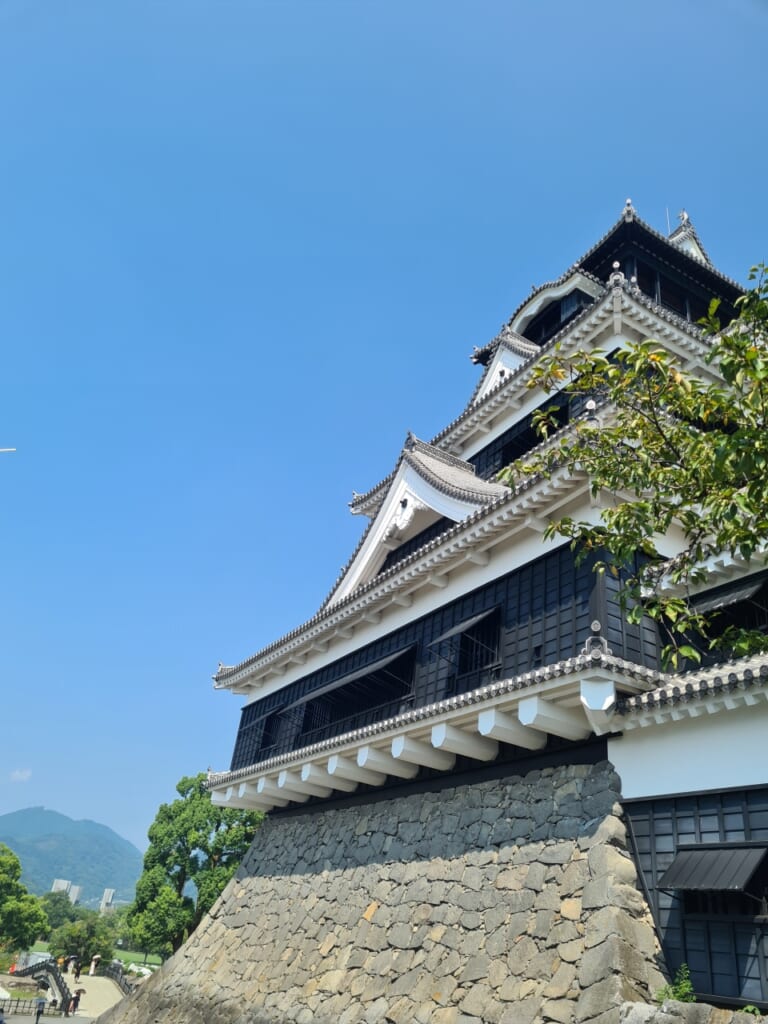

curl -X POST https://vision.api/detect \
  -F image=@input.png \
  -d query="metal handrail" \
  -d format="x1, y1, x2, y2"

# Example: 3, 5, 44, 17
103, 961, 136, 996
11, 959, 71, 1014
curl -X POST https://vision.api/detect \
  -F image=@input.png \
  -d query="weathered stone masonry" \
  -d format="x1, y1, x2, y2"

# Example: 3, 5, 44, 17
100, 759, 680, 1024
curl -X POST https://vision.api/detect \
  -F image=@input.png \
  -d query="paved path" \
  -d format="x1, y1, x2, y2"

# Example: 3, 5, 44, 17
0, 974, 126, 1023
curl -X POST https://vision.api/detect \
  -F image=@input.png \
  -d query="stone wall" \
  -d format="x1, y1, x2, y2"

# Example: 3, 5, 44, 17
620, 1002, 762, 1023
99, 760, 667, 1024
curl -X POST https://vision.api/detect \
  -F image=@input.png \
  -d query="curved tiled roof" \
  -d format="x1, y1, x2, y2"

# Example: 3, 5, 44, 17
403, 436, 509, 505
577, 205, 742, 294
668, 217, 712, 265
467, 331, 543, 405
617, 657, 768, 716
469, 270, 605, 369
325, 435, 510, 610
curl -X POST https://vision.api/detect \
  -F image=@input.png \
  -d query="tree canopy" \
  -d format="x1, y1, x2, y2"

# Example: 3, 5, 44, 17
39, 891, 88, 933
0, 843, 48, 951
128, 772, 261, 957
47, 912, 114, 965
498, 266, 768, 667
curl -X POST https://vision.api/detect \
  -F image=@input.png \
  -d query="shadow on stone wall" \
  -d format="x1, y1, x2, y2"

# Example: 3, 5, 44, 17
97, 761, 668, 1024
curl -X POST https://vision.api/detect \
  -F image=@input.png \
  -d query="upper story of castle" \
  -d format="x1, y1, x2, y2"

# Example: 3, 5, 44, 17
213, 202, 742, 699
207, 202, 760, 815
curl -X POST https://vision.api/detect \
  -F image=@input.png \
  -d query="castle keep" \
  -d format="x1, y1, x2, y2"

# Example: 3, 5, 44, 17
104, 204, 768, 1023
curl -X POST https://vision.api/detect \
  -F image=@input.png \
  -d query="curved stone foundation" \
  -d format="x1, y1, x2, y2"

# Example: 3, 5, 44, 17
99, 761, 668, 1024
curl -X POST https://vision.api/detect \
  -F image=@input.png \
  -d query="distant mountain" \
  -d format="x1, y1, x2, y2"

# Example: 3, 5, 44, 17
0, 807, 143, 906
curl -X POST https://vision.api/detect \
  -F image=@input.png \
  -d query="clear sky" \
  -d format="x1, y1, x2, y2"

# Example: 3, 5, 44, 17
0, 0, 765, 853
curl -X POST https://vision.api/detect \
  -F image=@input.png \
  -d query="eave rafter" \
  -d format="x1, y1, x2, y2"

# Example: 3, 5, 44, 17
208, 643, 667, 812
211, 651, 768, 814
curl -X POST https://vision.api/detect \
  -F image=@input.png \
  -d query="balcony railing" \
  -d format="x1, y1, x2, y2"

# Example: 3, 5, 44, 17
257, 692, 416, 762
447, 663, 502, 698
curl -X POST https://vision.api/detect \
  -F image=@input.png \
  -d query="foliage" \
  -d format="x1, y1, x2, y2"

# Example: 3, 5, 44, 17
656, 962, 696, 1003
128, 773, 261, 957
99, 903, 134, 947
47, 910, 114, 964
499, 266, 768, 667
0, 843, 49, 951
39, 892, 89, 933
742, 1007, 764, 1018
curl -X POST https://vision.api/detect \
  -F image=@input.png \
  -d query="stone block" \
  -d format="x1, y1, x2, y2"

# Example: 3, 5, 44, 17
543, 962, 577, 999
528, 909, 557, 939
576, 974, 638, 1022
459, 954, 489, 983
582, 907, 657, 959
363, 996, 391, 1023
434, 949, 462, 978
578, 814, 627, 851
560, 897, 582, 921
617, 1004, 662, 1024
458, 984, 502, 1021
387, 922, 425, 949
501, 888, 536, 913
534, 887, 563, 911
588, 843, 640, 886
495, 866, 525, 891
540, 841, 576, 864
429, 1008, 459, 1024
499, 994, 543, 1024
507, 934, 539, 974
582, 877, 646, 914
541, 996, 579, 1023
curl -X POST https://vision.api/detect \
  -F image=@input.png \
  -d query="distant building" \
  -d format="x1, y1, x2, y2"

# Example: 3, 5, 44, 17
99, 888, 115, 913
68, 885, 82, 905
50, 878, 70, 893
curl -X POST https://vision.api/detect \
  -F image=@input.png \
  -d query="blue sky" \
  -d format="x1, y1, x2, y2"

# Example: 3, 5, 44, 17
0, 0, 765, 853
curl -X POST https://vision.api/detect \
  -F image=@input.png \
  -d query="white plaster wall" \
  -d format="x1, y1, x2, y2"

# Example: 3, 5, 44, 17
608, 702, 768, 800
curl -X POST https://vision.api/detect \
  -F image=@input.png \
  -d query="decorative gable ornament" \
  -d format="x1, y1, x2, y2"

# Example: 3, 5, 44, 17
331, 434, 510, 605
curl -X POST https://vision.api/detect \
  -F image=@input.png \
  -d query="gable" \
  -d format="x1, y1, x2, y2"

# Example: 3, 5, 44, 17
329, 436, 510, 606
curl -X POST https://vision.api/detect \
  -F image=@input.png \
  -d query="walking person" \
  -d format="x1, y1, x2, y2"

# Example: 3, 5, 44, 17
35, 994, 46, 1022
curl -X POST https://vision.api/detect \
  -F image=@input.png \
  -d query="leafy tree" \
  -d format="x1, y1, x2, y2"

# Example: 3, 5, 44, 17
48, 910, 114, 964
0, 844, 48, 951
499, 266, 768, 667
39, 891, 88, 933
128, 773, 261, 956
100, 903, 134, 949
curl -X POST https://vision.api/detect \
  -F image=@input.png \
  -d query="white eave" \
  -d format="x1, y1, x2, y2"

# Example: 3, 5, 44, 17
208, 639, 663, 812
209, 650, 768, 814
509, 271, 604, 337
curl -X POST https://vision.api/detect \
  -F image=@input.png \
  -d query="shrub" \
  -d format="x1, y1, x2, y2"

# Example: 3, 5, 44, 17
656, 963, 696, 1003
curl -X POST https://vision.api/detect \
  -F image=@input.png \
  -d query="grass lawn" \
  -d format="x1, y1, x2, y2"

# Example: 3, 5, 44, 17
30, 941, 161, 967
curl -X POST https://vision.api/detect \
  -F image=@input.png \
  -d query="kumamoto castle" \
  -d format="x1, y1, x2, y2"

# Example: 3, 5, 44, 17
102, 204, 768, 1024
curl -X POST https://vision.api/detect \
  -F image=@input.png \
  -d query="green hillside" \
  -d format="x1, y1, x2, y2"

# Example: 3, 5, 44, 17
0, 807, 143, 906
